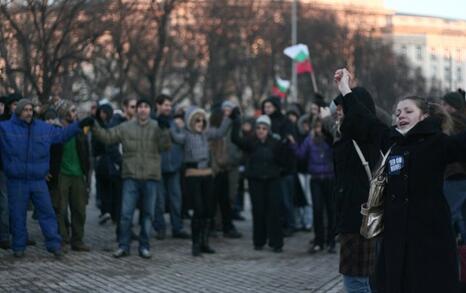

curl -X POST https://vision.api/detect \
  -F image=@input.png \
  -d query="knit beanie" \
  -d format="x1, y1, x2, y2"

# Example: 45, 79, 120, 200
221, 100, 236, 110
443, 92, 465, 111
256, 115, 271, 128
15, 99, 34, 116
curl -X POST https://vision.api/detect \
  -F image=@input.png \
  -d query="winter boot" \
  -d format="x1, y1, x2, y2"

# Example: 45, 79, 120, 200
200, 219, 216, 254
191, 219, 202, 257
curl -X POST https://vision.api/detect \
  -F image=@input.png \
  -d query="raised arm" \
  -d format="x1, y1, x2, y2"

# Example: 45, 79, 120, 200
230, 119, 255, 152
48, 121, 81, 144
92, 122, 123, 145
206, 117, 232, 140
290, 135, 311, 160
170, 126, 186, 144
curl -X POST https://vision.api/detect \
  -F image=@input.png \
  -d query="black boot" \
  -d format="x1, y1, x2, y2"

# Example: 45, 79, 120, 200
200, 219, 216, 254
191, 219, 202, 257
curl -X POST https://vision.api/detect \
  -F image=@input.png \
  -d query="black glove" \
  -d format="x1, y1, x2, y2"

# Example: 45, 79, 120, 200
79, 117, 94, 129
229, 107, 241, 121
157, 115, 171, 129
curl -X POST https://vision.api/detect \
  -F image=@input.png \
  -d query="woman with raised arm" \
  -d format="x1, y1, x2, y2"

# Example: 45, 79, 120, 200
335, 68, 461, 293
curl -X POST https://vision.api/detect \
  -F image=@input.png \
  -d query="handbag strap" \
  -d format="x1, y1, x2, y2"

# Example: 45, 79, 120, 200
352, 140, 373, 181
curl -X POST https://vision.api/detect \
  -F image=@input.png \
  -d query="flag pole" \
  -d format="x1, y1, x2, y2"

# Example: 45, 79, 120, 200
291, 0, 298, 103
309, 65, 318, 93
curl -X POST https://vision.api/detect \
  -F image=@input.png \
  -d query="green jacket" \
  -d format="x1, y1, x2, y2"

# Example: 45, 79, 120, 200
92, 119, 171, 181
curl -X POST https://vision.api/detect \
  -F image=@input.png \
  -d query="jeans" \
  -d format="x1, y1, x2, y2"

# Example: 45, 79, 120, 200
444, 179, 466, 241
294, 174, 312, 229
8, 179, 61, 252
343, 275, 372, 293
119, 179, 157, 252
0, 171, 9, 241
153, 172, 183, 233
280, 175, 296, 230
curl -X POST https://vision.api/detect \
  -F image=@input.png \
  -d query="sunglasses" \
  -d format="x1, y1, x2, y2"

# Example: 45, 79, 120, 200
195, 119, 204, 123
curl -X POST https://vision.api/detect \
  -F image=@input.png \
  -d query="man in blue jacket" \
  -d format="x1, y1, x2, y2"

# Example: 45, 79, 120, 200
0, 99, 93, 258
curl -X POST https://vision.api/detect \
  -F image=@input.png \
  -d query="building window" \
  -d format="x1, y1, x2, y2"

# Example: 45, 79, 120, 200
457, 49, 463, 62
445, 49, 450, 60
431, 48, 437, 61
401, 45, 407, 56
416, 45, 423, 61
445, 66, 451, 81
457, 67, 463, 82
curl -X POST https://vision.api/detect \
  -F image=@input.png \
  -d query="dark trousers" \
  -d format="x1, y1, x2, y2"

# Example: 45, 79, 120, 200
310, 177, 336, 247
58, 174, 87, 246
96, 174, 122, 222
185, 175, 214, 220
213, 171, 235, 232
248, 178, 283, 249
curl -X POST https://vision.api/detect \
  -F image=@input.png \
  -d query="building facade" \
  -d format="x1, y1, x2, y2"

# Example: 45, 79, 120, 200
303, 0, 466, 91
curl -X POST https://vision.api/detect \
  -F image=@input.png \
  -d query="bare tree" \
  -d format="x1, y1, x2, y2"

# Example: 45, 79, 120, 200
0, 0, 105, 103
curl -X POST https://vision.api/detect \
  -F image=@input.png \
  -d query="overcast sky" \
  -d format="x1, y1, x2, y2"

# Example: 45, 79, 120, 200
385, 0, 466, 20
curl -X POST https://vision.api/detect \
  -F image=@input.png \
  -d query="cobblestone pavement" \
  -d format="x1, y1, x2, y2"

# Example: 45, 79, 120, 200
0, 194, 343, 293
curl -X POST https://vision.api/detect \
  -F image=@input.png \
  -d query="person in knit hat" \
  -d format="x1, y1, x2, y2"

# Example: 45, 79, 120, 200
442, 91, 465, 113
261, 96, 298, 237
230, 113, 287, 252
56, 101, 91, 252
0, 98, 93, 258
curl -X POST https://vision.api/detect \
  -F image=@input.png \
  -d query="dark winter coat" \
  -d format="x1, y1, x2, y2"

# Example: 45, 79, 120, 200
230, 120, 284, 179
376, 117, 461, 293
0, 114, 81, 180
261, 97, 297, 175
333, 89, 387, 234
93, 104, 121, 177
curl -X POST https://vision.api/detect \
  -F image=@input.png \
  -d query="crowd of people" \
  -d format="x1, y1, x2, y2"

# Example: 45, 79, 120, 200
0, 67, 466, 292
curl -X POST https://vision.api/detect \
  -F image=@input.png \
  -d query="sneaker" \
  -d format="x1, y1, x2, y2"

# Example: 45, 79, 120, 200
139, 248, 152, 259
71, 243, 91, 252
155, 230, 166, 240
99, 213, 111, 225
308, 244, 322, 254
172, 231, 190, 239
52, 249, 64, 259
0, 240, 11, 250
13, 251, 25, 258
113, 248, 129, 258
223, 229, 242, 239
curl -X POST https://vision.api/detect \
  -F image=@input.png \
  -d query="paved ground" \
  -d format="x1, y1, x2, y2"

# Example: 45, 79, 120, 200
0, 194, 343, 292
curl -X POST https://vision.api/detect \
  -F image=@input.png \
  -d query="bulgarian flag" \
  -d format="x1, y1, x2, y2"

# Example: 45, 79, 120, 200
272, 77, 290, 98
284, 44, 314, 74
